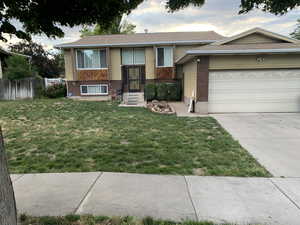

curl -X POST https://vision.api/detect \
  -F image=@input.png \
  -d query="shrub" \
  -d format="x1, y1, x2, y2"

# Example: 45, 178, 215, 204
43, 83, 66, 98
4, 55, 33, 80
144, 83, 156, 101
65, 214, 80, 222
166, 82, 181, 101
156, 83, 168, 100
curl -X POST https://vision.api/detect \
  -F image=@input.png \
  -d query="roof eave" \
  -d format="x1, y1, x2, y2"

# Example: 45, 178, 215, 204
212, 27, 300, 46
186, 48, 300, 55
55, 40, 219, 49
176, 54, 196, 65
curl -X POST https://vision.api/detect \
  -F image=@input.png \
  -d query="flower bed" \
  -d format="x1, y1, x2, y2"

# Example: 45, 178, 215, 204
147, 100, 175, 114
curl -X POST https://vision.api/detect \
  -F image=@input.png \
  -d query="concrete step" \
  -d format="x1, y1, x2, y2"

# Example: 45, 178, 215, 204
123, 92, 145, 106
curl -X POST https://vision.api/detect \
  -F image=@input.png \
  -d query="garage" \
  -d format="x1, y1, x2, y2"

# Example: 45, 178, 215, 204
208, 69, 300, 113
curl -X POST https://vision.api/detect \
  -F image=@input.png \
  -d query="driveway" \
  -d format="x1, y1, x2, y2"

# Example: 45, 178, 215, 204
212, 113, 300, 177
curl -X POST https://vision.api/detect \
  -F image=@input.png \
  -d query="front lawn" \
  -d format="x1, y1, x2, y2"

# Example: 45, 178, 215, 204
19, 214, 261, 225
0, 99, 270, 176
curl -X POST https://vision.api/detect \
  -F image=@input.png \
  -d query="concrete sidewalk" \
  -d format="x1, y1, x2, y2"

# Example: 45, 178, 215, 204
11, 172, 300, 225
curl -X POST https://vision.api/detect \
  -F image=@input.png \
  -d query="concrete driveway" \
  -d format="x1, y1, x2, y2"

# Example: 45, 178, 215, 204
212, 113, 300, 177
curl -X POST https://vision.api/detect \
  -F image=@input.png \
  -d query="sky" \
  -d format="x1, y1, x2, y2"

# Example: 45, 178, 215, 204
2, 0, 300, 51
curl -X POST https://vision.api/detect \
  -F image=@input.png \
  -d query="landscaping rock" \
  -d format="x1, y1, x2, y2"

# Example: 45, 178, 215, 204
147, 101, 175, 115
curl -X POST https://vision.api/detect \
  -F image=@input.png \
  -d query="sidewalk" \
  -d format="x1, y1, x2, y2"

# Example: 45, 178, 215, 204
11, 172, 300, 225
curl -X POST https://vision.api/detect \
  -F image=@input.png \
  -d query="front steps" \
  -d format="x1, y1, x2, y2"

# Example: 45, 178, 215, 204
121, 92, 146, 107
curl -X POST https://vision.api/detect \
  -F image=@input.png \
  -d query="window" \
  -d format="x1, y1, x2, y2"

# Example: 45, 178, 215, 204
156, 47, 173, 67
121, 48, 145, 65
80, 84, 108, 95
77, 49, 107, 69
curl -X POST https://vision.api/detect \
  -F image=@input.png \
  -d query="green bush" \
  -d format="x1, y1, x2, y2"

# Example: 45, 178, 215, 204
156, 83, 168, 100
144, 82, 181, 101
43, 83, 66, 98
144, 83, 156, 101
166, 82, 181, 101
4, 55, 33, 80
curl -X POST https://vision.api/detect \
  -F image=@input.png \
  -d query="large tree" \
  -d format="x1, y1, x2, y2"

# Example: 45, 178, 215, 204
0, 127, 17, 225
238, 0, 300, 15
80, 16, 136, 37
9, 41, 64, 78
1, 0, 298, 42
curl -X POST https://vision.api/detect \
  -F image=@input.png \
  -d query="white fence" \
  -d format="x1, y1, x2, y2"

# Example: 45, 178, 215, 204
0, 78, 44, 100
44, 78, 64, 87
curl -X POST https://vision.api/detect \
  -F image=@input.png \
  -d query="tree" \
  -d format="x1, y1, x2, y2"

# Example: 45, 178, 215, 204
9, 41, 64, 78
238, 0, 300, 15
80, 16, 136, 37
1, 0, 298, 42
4, 55, 33, 80
0, 0, 144, 41
291, 19, 300, 40
0, 127, 17, 225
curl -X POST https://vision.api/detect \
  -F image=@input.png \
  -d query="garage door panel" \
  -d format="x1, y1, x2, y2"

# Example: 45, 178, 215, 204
210, 81, 300, 89
209, 69, 300, 113
209, 102, 300, 113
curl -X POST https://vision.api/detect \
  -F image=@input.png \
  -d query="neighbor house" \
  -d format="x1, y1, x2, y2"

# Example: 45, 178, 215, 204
56, 27, 300, 113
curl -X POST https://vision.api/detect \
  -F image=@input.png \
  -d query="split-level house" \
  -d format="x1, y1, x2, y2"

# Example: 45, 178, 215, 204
57, 27, 300, 114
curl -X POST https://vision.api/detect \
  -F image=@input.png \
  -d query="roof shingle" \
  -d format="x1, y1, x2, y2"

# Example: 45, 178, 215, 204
56, 31, 225, 48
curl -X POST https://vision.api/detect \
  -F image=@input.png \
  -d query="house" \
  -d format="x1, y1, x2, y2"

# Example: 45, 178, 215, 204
56, 27, 300, 113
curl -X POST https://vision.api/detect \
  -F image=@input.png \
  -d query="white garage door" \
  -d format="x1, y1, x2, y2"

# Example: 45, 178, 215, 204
209, 69, 300, 113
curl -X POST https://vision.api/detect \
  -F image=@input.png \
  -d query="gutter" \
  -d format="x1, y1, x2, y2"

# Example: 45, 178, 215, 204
186, 48, 300, 55
55, 40, 219, 49
176, 48, 300, 65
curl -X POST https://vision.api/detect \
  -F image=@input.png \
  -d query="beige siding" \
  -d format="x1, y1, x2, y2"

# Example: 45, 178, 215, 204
64, 49, 73, 80
145, 47, 155, 79
174, 45, 205, 61
227, 33, 283, 45
209, 54, 300, 70
183, 59, 197, 99
110, 48, 122, 80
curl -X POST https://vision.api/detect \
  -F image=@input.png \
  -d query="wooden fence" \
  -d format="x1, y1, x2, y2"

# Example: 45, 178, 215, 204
0, 78, 44, 100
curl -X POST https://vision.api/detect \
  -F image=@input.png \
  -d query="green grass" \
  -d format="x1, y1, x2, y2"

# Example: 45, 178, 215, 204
19, 214, 262, 225
0, 99, 270, 176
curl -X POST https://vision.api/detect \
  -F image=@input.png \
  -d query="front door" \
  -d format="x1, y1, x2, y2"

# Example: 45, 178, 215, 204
128, 67, 141, 92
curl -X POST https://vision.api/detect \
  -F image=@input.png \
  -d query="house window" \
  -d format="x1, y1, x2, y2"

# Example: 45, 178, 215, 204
77, 49, 107, 69
121, 48, 145, 65
80, 84, 108, 95
156, 47, 173, 67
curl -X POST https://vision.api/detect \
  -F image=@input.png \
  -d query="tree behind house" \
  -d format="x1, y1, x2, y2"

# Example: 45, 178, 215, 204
9, 41, 64, 78
4, 55, 33, 80
290, 19, 300, 40
80, 16, 136, 37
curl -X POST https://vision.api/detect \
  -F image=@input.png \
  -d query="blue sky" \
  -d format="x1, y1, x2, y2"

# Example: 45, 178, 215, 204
2, 0, 300, 50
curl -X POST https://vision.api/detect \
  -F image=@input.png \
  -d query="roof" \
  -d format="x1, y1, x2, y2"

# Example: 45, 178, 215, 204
190, 42, 300, 52
0, 47, 31, 58
212, 27, 299, 45
56, 31, 225, 48
176, 28, 300, 64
